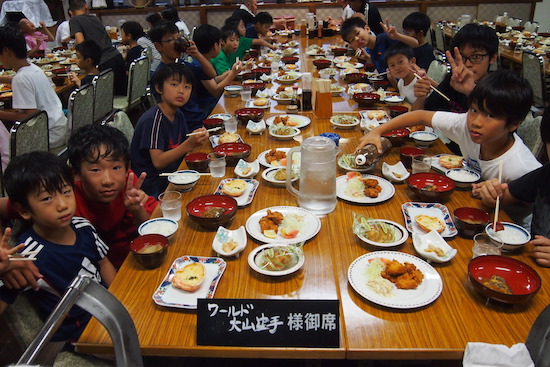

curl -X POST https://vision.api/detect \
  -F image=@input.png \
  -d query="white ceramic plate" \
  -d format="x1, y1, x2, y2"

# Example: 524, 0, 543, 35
401, 202, 458, 238
262, 167, 299, 185
245, 206, 321, 244
348, 251, 443, 309
485, 222, 530, 250
209, 113, 232, 121
258, 147, 300, 168
336, 174, 395, 204
276, 74, 302, 84
246, 99, 271, 109
152, 256, 226, 309
268, 126, 300, 140
337, 61, 364, 69
337, 155, 375, 172
430, 154, 467, 174
209, 133, 243, 148
214, 178, 259, 207
212, 226, 247, 257
234, 159, 260, 178
248, 244, 305, 276
360, 110, 389, 124
265, 114, 311, 129
330, 115, 360, 129
272, 94, 292, 104
355, 219, 409, 248
138, 218, 178, 238
382, 161, 410, 183
412, 230, 457, 263
306, 50, 325, 56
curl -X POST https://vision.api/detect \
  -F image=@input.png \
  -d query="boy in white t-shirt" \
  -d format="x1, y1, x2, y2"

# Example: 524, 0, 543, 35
356, 70, 541, 228
385, 42, 418, 104
0, 26, 68, 150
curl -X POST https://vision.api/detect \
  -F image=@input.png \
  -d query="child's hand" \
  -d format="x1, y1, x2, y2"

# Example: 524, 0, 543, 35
39, 21, 46, 29
232, 60, 243, 72
446, 47, 476, 95
381, 18, 398, 39
354, 130, 383, 154
413, 75, 432, 99
0, 228, 25, 274
471, 178, 508, 207
187, 127, 209, 147
355, 48, 370, 62
0, 227, 42, 290
124, 171, 148, 212
186, 41, 200, 58
532, 236, 550, 267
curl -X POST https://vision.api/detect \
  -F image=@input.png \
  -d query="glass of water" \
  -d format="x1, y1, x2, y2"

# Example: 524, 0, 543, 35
208, 152, 226, 178
224, 117, 238, 133
240, 86, 252, 102
158, 190, 182, 222
412, 154, 431, 174
472, 232, 503, 258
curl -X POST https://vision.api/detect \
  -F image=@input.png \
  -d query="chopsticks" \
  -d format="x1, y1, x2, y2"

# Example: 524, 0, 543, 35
413, 72, 451, 102
186, 126, 222, 136
315, 79, 331, 93
370, 71, 389, 78
159, 172, 212, 177
8, 250, 39, 261
492, 160, 504, 231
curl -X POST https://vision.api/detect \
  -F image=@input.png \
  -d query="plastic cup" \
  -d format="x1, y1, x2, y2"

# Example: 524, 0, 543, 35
472, 232, 504, 258
224, 118, 238, 133
412, 154, 431, 174
208, 152, 226, 178
271, 61, 279, 75
240, 87, 252, 102
158, 191, 182, 222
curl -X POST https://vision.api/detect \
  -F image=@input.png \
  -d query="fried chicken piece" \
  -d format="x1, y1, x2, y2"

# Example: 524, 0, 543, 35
265, 149, 287, 163
363, 178, 379, 188
364, 188, 380, 198
260, 216, 279, 232
385, 260, 407, 277
276, 85, 285, 93
265, 209, 284, 224
408, 125, 424, 133
395, 272, 421, 290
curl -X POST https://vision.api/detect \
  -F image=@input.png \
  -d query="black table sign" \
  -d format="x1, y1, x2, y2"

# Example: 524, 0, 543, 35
197, 299, 339, 348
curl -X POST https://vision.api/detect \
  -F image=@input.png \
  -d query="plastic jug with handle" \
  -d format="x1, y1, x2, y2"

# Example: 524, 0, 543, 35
286, 136, 339, 215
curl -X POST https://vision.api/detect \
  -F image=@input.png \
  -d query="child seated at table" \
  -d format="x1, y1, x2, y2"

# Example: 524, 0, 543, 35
385, 43, 418, 104
473, 163, 550, 267
0, 151, 117, 357
0, 26, 68, 151
245, 12, 273, 40
356, 70, 541, 230
120, 21, 145, 71
211, 25, 241, 76
131, 63, 209, 197
68, 40, 100, 87
19, 18, 54, 58
223, 16, 276, 64
402, 12, 435, 71
340, 17, 419, 74
412, 23, 498, 113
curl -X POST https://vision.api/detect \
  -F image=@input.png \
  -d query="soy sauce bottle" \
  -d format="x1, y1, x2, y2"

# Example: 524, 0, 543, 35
355, 137, 392, 166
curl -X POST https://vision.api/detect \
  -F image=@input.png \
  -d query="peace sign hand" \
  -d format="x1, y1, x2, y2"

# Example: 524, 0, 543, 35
446, 47, 476, 95
381, 18, 398, 39
124, 171, 148, 212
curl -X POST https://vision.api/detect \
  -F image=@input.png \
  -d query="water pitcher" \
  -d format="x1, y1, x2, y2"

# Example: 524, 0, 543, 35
286, 136, 339, 215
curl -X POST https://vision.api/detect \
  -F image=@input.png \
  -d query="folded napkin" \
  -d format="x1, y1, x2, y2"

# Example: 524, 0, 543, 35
463, 342, 534, 367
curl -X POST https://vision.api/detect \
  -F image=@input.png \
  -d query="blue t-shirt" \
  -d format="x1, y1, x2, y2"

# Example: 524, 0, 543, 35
413, 42, 435, 71
0, 217, 108, 343
366, 33, 399, 73
245, 24, 259, 39
130, 105, 190, 197
182, 58, 219, 130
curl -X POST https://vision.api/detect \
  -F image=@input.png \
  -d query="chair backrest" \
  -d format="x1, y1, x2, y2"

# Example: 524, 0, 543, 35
9, 110, 49, 159
522, 51, 547, 108
526, 304, 550, 367
126, 56, 151, 109
68, 82, 95, 136
434, 23, 446, 52
102, 110, 134, 144
141, 46, 153, 64
517, 112, 544, 160
92, 68, 115, 124
427, 59, 450, 84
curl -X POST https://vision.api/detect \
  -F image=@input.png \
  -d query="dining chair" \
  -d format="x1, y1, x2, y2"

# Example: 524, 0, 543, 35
427, 59, 449, 84
102, 110, 135, 144
113, 56, 150, 114
9, 110, 49, 159
517, 112, 544, 161
68, 82, 95, 136
526, 304, 550, 367
434, 23, 447, 53
522, 51, 548, 108
92, 68, 115, 124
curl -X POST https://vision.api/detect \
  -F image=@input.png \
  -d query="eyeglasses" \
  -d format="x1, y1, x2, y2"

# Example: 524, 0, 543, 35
160, 38, 176, 44
461, 53, 489, 64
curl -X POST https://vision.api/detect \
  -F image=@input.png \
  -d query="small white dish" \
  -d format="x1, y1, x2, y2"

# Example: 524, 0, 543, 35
234, 159, 260, 178
259, 73, 272, 82
246, 99, 271, 109
138, 218, 178, 240
269, 126, 300, 140
485, 222, 530, 251
246, 119, 266, 135
209, 113, 232, 121
224, 85, 242, 97
412, 230, 457, 263
330, 115, 360, 129
382, 162, 410, 183
262, 167, 299, 185
354, 219, 409, 248
248, 244, 305, 276
212, 226, 247, 257
410, 131, 438, 148
383, 95, 405, 105
360, 119, 379, 132
167, 170, 200, 191
445, 168, 480, 190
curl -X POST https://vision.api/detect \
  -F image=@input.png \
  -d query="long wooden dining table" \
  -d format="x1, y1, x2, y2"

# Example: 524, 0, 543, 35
77, 35, 549, 361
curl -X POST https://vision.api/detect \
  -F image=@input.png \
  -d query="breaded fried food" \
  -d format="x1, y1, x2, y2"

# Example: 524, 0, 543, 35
363, 178, 379, 188
265, 149, 287, 163
408, 125, 424, 133
385, 260, 407, 276
259, 210, 285, 236
274, 115, 290, 125
381, 260, 424, 290
364, 188, 381, 198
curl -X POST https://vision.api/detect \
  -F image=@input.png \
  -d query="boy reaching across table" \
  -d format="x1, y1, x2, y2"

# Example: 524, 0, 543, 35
211, 25, 241, 76
245, 12, 274, 40
356, 70, 541, 230
224, 16, 276, 65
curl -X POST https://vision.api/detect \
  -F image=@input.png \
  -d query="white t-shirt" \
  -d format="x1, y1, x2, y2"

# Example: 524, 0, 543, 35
137, 36, 161, 73
0, 122, 9, 172
12, 64, 68, 149
175, 20, 190, 35
397, 77, 417, 104
432, 111, 541, 230
342, 4, 354, 20
54, 20, 70, 47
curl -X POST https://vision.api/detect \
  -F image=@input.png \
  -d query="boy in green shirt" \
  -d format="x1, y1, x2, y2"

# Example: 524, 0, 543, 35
211, 25, 240, 76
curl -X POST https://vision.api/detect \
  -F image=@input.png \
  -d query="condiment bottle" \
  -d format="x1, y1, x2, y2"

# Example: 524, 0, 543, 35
354, 137, 392, 167
292, 85, 301, 111
300, 19, 307, 38
318, 20, 323, 38
301, 72, 313, 111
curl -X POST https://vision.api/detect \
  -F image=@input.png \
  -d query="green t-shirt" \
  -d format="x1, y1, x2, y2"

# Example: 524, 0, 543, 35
231, 37, 253, 64
211, 50, 232, 75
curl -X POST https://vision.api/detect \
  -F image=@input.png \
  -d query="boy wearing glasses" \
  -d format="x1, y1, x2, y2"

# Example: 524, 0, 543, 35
413, 24, 499, 113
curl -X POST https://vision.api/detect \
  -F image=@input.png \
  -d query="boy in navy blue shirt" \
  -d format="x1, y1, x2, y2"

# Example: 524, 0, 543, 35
245, 12, 273, 39
402, 12, 435, 71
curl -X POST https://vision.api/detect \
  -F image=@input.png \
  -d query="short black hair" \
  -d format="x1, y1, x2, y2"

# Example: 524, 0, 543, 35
384, 42, 414, 62
161, 6, 180, 22
5, 152, 73, 210
75, 40, 101, 66
341, 17, 367, 43
225, 16, 242, 29
402, 12, 431, 35
68, 124, 131, 174
193, 24, 221, 54
468, 69, 533, 127
450, 23, 499, 58
254, 12, 273, 25
153, 63, 195, 94
220, 25, 238, 41
69, 0, 87, 11
149, 20, 179, 44
121, 21, 145, 41
0, 26, 28, 59
146, 12, 162, 28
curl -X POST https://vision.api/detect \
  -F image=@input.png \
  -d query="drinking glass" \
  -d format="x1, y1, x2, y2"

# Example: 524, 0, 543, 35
472, 232, 503, 258
240, 87, 252, 102
158, 191, 182, 222
271, 61, 280, 75
325, 49, 334, 61
224, 117, 238, 133
208, 152, 226, 178
412, 154, 431, 174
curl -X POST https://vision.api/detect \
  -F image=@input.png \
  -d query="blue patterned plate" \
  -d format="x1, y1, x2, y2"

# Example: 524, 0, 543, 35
214, 178, 259, 207
401, 202, 457, 238
152, 256, 226, 309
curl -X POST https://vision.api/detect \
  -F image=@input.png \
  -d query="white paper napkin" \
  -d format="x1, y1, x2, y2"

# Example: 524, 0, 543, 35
463, 342, 534, 367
